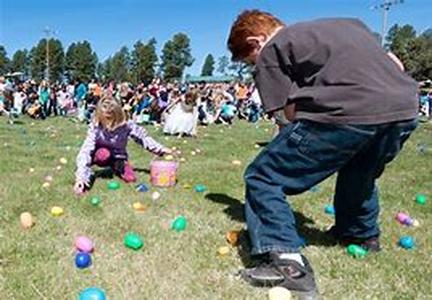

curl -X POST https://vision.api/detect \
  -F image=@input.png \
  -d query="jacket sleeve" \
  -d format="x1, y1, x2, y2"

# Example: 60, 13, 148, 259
128, 121, 165, 155
75, 123, 97, 184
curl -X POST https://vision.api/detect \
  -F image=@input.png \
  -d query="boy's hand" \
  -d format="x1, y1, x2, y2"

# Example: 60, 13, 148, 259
74, 180, 86, 195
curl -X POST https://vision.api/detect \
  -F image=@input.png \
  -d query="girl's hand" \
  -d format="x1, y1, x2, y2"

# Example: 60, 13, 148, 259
162, 148, 173, 155
74, 180, 86, 195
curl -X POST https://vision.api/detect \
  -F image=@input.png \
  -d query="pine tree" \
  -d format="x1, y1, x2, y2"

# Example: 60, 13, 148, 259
161, 33, 194, 81
201, 54, 215, 76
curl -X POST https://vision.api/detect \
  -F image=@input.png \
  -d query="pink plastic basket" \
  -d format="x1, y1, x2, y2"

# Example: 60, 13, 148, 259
150, 160, 178, 187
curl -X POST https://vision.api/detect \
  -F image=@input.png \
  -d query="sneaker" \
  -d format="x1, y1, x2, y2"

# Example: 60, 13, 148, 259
241, 252, 318, 298
326, 226, 381, 252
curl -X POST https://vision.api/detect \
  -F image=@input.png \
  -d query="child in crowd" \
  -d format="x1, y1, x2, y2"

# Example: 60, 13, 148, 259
38, 81, 50, 119
163, 90, 199, 136
74, 96, 171, 195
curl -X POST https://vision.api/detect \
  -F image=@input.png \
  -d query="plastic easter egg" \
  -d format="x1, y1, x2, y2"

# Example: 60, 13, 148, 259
107, 181, 120, 190
75, 236, 94, 253
75, 252, 92, 269
254, 144, 260, 149
412, 219, 420, 227
191, 151, 196, 156
151, 191, 161, 200
324, 204, 335, 215
171, 216, 187, 232
396, 212, 413, 225
194, 184, 207, 193
51, 206, 64, 217
132, 202, 146, 212
56, 165, 62, 171
183, 140, 187, 144
226, 230, 240, 246
165, 154, 174, 161
42, 182, 50, 188
195, 149, 201, 153
399, 236, 415, 249
29, 168, 35, 173
347, 244, 367, 258
45, 175, 53, 182
232, 160, 242, 166
309, 185, 320, 192
59, 157, 68, 165
79, 287, 106, 300
218, 246, 230, 256
136, 183, 149, 192
268, 286, 292, 300
90, 196, 101, 206
415, 194, 427, 205
124, 233, 144, 250
172, 147, 177, 151
20, 212, 34, 229
180, 158, 186, 162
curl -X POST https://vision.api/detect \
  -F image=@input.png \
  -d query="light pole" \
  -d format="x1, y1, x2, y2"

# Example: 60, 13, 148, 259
371, 0, 404, 46
43, 27, 56, 83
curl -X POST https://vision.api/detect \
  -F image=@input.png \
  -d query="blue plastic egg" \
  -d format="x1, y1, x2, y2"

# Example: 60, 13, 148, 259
75, 252, 92, 269
79, 287, 106, 300
136, 183, 149, 192
324, 204, 335, 215
399, 236, 415, 249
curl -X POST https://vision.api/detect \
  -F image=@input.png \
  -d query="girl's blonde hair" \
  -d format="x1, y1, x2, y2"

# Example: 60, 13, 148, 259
94, 96, 126, 131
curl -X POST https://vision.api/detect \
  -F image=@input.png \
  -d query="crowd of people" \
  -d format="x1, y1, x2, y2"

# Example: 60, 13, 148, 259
0, 76, 264, 136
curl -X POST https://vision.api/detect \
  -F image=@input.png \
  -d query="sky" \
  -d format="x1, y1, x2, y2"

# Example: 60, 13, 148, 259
0, 0, 431, 75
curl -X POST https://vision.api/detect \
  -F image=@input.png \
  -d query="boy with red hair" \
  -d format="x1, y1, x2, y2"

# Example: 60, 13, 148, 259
227, 10, 418, 297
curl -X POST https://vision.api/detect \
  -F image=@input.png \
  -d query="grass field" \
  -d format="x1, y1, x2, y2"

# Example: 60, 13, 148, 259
0, 117, 431, 299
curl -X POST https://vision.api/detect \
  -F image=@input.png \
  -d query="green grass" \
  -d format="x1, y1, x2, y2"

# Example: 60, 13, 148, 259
0, 117, 431, 299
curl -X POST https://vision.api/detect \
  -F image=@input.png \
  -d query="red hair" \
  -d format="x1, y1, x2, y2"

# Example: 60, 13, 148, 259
227, 10, 285, 61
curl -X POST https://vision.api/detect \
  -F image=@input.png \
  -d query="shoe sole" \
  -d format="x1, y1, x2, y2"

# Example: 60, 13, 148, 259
241, 272, 320, 299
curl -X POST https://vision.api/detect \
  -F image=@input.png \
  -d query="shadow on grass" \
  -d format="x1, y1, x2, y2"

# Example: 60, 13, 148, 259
133, 167, 150, 174
205, 192, 336, 268
205, 193, 244, 222
255, 141, 269, 147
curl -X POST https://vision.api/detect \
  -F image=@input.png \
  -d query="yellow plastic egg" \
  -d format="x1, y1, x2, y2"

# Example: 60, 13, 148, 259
59, 157, 67, 165
232, 160, 242, 166
218, 246, 230, 256
180, 158, 186, 162
20, 212, 34, 229
51, 206, 64, 217
133, 202, 146, 212
165, 155, 174, 161
42, 182, 50, 188
268, 287, 292, 300
191, 151, 196, 156
29, 168, 35, 173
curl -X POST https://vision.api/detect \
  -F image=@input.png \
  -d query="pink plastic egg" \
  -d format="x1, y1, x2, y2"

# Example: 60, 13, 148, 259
75, 236, 94, 253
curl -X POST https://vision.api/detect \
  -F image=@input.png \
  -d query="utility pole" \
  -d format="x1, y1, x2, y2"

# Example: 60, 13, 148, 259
43, 27, 56, 83
371, 0, 404, 46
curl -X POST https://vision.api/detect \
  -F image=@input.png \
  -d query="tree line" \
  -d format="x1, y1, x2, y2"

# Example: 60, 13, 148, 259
1, 24, 430, 83
0, 32, 250, 84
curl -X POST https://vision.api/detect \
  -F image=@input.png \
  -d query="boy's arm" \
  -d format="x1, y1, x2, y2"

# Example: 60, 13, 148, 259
75, 124, 97, 185
387, 52, 405, 71
128, 121, 167, 155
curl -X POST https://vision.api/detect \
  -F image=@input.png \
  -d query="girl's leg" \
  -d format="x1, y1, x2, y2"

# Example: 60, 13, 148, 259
112, 160, 137, 183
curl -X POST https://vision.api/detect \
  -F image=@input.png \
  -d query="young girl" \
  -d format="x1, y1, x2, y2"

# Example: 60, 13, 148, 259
74, 96, 171, 195
163, 90, 199, 137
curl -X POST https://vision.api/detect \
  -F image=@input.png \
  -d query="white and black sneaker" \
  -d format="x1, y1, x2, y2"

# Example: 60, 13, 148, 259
241, 252, 318, 299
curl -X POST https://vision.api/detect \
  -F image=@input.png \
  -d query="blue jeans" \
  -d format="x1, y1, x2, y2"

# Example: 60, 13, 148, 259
244, 119, 417, 255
